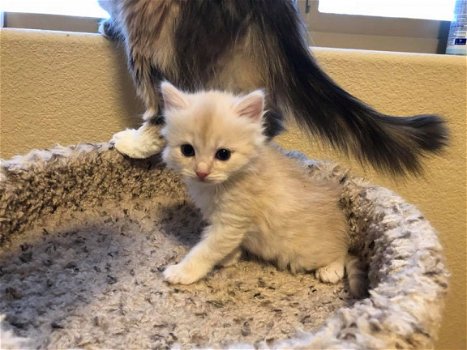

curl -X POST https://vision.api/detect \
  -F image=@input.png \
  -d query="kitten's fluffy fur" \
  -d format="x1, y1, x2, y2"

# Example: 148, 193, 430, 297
160, 82, 366, 297
99, 0, 447, 175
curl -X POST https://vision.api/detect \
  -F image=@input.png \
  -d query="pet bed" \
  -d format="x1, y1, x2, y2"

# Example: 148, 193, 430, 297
0, 143, 449, 349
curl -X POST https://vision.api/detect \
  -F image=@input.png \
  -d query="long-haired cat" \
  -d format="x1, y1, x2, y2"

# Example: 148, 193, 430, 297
160, 82, 367, 298
99, 0, 447, 175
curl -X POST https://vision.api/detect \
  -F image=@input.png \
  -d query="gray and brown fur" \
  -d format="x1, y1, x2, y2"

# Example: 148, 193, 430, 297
98, 0, 448, 175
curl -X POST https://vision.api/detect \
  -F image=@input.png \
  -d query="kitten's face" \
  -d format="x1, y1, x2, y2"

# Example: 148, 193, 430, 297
160, 83, 266, 185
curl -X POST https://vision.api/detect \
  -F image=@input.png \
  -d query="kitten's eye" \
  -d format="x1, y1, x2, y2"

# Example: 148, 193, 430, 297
180, 144, 195, 157
215, 148, 231, 161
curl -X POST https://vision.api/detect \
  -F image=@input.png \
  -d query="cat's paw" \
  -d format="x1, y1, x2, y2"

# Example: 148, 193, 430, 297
111, 128, 163, 159
98, 18, 119, 40
163, 263, 204, 285
315, 260, 345, 284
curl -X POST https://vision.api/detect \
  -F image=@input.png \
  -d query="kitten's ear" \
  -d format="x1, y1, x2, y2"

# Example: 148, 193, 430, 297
160, 81, 189, 110
234, 90, 265, 121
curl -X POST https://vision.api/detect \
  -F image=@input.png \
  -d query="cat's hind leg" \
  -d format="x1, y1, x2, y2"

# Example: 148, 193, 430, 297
111, 119, 165, 158
111, 75, 164, 159
112, 50, 166, 158
315, 256, 345, 284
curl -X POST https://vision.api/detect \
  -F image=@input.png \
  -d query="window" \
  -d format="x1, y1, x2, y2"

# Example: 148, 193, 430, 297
1, 0, 107, 18
297, 1, 453, 54
0, 0, 107, 33
318, 0, 456, 21
1, 0, 455, 54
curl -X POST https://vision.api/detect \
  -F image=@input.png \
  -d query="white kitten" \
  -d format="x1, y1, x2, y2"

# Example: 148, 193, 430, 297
160, 82, 366, 297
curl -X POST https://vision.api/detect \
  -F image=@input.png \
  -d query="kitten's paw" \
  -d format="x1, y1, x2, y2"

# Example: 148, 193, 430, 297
163, 263, 204, 285
111, 128, 163, 159
315, 260, 345, 284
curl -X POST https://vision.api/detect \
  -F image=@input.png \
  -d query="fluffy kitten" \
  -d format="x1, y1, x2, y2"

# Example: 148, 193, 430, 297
160, 82, 366, 297
99, 0, 447, 175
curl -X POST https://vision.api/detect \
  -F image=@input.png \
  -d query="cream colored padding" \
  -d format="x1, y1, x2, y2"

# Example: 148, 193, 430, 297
0, 28, 465, 349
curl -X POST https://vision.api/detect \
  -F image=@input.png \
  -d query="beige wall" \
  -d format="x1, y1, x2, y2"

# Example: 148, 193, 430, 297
1, 29, 466, 349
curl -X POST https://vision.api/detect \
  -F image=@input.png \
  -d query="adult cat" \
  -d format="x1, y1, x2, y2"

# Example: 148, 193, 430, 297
98, 0, 447, 175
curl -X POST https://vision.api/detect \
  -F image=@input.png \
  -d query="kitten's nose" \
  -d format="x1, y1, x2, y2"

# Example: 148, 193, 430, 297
196, 171, 209, 180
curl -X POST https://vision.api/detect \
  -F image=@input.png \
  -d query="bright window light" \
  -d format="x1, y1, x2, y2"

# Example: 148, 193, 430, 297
319, 0, 456, 21
0, 0, 109, 18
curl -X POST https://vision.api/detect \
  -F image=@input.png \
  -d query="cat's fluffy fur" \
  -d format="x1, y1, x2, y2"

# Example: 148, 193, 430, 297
160, 82, 367, 297
99, 0, 447, 175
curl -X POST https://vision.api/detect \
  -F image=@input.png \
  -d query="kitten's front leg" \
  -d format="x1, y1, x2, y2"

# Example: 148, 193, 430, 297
219, 247, 242, 267
164, 225, 244, 285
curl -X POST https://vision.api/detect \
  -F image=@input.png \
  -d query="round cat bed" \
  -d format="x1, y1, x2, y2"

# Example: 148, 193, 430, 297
0, 144, 448, 349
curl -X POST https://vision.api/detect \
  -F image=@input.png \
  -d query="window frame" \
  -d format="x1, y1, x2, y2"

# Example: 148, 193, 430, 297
1, 1, 451, 54
297, 1, 450, 54
2, 12, 101, 33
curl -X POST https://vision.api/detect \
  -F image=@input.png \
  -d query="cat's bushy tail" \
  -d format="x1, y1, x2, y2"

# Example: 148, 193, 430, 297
345, 255, 368, 298
260, 2, 448, 175
98, 0, 448, 175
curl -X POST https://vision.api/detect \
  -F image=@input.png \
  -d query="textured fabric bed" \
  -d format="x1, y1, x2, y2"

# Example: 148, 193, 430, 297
0, 144, 449, 349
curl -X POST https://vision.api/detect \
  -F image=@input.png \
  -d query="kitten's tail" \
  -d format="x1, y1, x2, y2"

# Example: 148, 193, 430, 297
261, 3, 448, 175
345, 255, 368, 298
